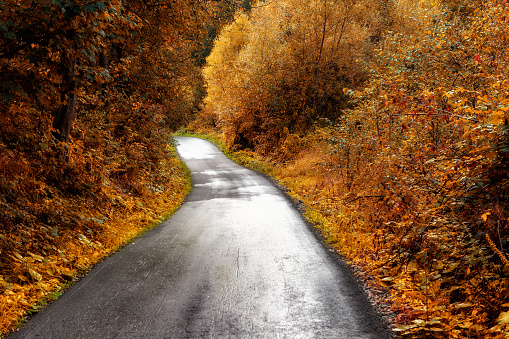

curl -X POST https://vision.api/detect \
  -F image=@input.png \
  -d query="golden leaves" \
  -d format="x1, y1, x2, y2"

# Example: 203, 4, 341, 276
0, 147, 190, 334
481, 212, 491, 222
498, 312, 509, 325
489, 111, 506, 125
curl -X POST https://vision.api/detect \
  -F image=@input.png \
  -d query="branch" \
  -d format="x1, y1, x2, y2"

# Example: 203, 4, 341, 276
391, 111, 479, 122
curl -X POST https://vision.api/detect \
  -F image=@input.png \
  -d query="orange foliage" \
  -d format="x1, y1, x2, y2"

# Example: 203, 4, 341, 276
196, 0, 509, 337
0, 0, 221, 334
282, 1, 509, 336
0, 95, 191, 333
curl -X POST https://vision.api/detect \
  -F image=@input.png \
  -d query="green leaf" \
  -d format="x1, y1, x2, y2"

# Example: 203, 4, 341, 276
84, 4, 96, 12
4, 31, 15, 39
95, 2, 106, 10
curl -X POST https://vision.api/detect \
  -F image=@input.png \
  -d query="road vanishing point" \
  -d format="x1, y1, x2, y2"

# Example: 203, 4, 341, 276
10, 137, 393, 339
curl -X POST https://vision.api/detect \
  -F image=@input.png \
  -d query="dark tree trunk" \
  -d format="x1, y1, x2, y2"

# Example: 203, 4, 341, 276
52, 59, 78, 163
53, 87, 77, 144
99, 51, 108, 68
99, 51, 110, 101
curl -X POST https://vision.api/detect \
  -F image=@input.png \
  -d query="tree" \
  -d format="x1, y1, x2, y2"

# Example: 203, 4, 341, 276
202, 0, 412, 154
2, 1, 137, 139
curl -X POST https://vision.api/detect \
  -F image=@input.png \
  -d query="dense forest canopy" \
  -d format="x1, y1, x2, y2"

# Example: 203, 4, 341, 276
201, 0, 439, 152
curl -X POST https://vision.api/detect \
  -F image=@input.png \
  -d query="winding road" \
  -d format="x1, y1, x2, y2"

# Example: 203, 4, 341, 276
10, 137, 393, 338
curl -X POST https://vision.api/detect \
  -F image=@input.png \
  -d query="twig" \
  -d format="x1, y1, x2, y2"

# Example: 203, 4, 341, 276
391, 112, 479, 122
486, 233, 509, 266
498, 219, 506, 260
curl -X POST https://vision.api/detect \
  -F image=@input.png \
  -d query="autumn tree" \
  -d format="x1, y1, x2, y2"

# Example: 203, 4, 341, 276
0, 0, 138, 148
313, 0, 509, 335
202, 0, 418, 154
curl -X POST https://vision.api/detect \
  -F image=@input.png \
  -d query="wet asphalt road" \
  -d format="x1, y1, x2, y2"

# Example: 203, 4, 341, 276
10, 137, 393, 338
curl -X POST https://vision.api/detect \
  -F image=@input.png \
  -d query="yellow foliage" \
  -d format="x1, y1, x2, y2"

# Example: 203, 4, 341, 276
0, 163, 189, 335
0, 109, 191, 335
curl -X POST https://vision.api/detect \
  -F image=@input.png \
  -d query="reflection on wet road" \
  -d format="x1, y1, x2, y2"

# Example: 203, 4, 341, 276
10, 137, 392, 339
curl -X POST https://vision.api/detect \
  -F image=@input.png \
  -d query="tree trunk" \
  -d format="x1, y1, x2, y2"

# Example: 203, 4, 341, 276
53, 87, 77, 144
312, 1, 328, 113
52, 59, 78, 163
99, 51, 110, 102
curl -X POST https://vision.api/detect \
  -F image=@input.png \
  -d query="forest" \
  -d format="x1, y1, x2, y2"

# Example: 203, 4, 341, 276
1, 0, 509, 338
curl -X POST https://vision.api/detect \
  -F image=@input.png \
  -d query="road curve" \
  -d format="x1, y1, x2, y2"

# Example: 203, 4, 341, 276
10, 137, 393, 339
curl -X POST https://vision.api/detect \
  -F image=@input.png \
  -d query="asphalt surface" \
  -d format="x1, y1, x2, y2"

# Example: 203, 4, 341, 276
10, 136, 393, 338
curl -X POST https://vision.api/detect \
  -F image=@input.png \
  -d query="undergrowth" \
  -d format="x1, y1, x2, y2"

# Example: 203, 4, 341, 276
184, 124, 509, 338
0, 99, 191, 336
